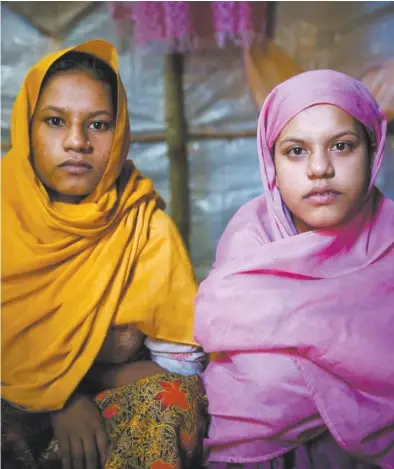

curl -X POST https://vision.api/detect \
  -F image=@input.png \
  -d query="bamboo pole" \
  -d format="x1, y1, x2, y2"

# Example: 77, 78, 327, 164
164, 52, 190, 248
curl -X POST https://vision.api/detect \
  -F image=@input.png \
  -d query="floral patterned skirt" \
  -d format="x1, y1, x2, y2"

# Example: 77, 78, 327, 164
1, 373, 208, 469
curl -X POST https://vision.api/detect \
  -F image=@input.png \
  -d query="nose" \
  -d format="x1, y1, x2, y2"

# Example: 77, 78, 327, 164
307, 148, 335, 179
63, 123, 91, 152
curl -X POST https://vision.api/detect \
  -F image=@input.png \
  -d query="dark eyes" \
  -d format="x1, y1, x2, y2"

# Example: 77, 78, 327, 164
332, 142, 352, 152
288, 146, 305, 156
88, 121, 112, 131
286, 141, 353, 157
44, 117, 113, 131
45, 117, 65, 127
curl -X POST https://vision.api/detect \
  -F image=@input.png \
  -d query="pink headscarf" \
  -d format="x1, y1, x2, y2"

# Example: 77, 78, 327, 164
195, 70, 394, 467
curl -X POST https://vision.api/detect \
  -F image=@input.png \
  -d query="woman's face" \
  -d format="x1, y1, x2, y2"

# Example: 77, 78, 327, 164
31, 70, 116, 203
274, 104, 372, 233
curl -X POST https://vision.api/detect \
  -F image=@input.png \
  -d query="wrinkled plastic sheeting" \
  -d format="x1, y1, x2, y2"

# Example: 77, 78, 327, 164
1, 4, 258, 140
274, 1, 394, 74
1, 2, 394, 281
188, 138, 262, 280
0, 4, 167, 139
129, 137, 263, 281
1, 6, 56, 142
184, 47, 258, 131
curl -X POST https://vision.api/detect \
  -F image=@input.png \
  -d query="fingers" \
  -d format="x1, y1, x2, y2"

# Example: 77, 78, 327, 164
51, 396, 108, 469
58, 431, 105, 469
83, 436, 98, 469
58, 435, 72, 469
70, 437, 84, 469
95, 428, 109, 469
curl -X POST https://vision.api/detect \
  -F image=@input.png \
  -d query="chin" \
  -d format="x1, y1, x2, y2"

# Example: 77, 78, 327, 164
295, 203, 352, 231
304, 216, 345, 231
56, 186, 92, 197
48, 186, 92, 204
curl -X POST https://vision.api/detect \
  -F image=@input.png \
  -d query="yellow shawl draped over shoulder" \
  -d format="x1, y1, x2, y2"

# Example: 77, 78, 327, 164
1, 40, 198, 411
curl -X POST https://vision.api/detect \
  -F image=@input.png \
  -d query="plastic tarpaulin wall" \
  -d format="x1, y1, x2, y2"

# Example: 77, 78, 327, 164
1, 1, 394, 280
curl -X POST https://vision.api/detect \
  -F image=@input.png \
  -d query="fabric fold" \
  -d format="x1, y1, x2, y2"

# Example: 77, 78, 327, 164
195, 70, 394, 467
2, 40, 198, 411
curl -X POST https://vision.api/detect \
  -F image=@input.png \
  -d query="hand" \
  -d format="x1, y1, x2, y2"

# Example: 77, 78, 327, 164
51, 393, 108, 469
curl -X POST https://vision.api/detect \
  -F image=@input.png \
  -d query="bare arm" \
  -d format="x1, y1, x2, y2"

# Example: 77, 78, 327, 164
84, 360, 166, 393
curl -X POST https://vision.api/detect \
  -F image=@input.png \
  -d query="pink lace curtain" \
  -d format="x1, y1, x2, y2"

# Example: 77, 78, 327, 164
109, 1, 269, 52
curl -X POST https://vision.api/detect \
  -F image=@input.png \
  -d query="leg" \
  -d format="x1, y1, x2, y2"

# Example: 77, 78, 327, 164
95, 372, 208, 469
1, 400, 56, 469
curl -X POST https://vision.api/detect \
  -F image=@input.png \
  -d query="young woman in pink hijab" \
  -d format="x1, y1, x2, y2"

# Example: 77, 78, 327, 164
195, 70, 394, 469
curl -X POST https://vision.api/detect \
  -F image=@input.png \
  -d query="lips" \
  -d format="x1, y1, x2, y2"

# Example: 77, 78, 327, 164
59, 159, 92, 174
304, 187, 341, 206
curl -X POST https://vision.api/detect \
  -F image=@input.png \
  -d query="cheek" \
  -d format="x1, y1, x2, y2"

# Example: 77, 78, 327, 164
95, 134, 115, 167
338, 156, 369, 196
277, 185, 300, 212
96, 149, 111, 171
31, 131, 49, 173
276, 163, 305, 200
31, 127, 60, 167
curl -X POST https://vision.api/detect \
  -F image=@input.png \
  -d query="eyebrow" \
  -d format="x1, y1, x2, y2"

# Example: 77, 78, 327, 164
40, 106, 113, 118
279, 131, 360, 145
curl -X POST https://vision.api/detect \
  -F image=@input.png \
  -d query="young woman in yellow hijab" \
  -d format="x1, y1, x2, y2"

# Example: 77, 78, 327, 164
1, 40, 207, 469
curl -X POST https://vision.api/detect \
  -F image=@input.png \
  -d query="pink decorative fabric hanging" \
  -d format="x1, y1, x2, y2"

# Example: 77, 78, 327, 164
109, 1, 269, 52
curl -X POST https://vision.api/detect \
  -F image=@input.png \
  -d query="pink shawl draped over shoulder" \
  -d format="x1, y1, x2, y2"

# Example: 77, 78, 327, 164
194, 70, 394, 467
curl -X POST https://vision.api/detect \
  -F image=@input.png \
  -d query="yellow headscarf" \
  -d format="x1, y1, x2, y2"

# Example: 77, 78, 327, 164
1, 40, 198, 411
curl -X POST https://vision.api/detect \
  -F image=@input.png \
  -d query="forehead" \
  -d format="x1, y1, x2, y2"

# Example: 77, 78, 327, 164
277, 104, 362, 140
37, 70, 112, 109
